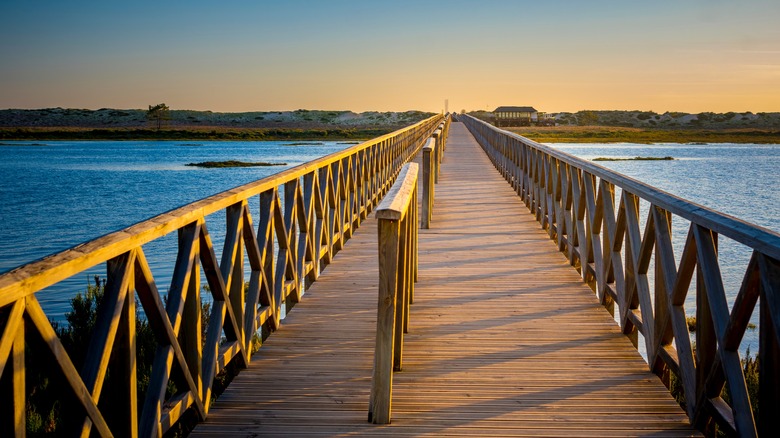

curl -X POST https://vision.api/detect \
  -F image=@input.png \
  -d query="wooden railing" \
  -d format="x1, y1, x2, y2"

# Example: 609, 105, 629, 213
461, 114, 780, 437
421, 116, 450, 228
369, 163, 419, 425
431, 117, 451, 183
0, 115, 442, 437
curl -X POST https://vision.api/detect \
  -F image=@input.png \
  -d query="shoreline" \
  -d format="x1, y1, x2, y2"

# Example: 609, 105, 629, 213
0, 126, 394, 141
2, 125, 779, 144
506, 126, 780, 144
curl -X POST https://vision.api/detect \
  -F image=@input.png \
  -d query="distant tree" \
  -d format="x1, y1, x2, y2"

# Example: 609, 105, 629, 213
146, 103, 170, 130
576, 110, 599, 126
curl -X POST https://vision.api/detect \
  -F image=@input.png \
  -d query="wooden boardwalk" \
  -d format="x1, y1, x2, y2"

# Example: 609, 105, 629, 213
190, 123, 697, 437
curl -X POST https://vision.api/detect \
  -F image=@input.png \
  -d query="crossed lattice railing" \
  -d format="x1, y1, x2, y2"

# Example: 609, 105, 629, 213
461, 114, 780, 437
0, 114, 442, 437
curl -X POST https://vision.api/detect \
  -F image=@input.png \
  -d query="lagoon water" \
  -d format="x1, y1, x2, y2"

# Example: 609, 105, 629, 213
548, 142, 780, 233
1, 140, 778, 352
0, 140, 350, 315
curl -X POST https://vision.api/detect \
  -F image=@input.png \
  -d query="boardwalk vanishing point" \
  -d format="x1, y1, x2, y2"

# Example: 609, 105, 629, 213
3, 114, 779, 437
190, 122, 697, 437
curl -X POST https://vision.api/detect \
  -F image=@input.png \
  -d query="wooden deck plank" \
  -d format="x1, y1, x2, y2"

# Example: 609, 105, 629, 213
190, 122, 697, 437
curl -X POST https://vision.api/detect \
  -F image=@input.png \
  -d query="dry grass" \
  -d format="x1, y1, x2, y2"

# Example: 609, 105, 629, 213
0, 126, 392, 141
506, 126, 780, 144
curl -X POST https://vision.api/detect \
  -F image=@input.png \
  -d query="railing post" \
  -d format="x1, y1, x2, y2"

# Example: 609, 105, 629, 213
421, 138, 435, 229
432, 128, 442, 183
412, 180, 419, 286
11, 304, 25, 438
370, 163, 418, 425
758, 254, 780, 437
369, 215, 400, 425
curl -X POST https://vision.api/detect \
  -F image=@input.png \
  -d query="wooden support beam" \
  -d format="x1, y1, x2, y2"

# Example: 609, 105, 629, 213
370, 163, 419, 425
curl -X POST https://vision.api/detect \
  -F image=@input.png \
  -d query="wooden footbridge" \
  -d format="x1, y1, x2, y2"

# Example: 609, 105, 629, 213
1, 115, 779, 437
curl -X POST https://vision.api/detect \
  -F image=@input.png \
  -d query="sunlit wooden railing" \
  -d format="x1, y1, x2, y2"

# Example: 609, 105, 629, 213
421, 138, 436, 229
461, 114, 780, 437
369, 162, 419, 425
421, 116, 450, 228
0, 114, 442, 437
431, 117, 450, 183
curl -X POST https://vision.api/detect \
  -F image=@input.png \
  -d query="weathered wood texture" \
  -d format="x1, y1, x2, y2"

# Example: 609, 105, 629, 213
0, 115, 442, 437
461, 114, 780, 437
370, 163, 419, 424
421, 138, 435, 229
422, 116, 450, 230
431, 116, 450, 184
190, 122, 697, 437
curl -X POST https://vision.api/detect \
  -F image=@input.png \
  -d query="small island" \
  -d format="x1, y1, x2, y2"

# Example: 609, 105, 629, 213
186, 160, 287, 168
593, 156, 674, 162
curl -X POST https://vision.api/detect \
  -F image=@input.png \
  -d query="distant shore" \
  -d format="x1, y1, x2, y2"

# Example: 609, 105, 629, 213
506, 126, 780, 144
4, 125, 778, 144
2, 107, 778, 143
0, 126, 394, 141
0, 108, 434, 141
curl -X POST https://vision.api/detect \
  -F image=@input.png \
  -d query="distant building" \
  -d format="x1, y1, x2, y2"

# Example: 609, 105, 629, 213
537, 112, 556, 126
493, 106, 538, 127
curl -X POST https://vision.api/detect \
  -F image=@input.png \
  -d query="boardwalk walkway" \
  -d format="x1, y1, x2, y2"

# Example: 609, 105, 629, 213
190, 123, 697, 437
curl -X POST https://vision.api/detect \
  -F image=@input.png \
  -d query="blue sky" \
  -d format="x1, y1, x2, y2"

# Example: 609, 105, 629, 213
1, 0, 779, 112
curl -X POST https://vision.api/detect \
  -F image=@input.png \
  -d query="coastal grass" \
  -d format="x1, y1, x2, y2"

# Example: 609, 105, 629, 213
0, 126, 393, 141
506, 126, 780, 144
11, 125, 778, 144
25, 277, 257, 436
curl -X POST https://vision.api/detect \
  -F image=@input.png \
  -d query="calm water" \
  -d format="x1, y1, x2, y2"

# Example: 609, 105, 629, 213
0, 140, 352, 314
548, 142, 780, 354
548, 143, 780, 232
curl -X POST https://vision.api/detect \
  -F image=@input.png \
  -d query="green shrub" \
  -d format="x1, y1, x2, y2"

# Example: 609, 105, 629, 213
721, 347, 759, 429
576, 111, 599, 126
24, 276, 187, 435
636, 111, 656, 121
668, 345, 760, 435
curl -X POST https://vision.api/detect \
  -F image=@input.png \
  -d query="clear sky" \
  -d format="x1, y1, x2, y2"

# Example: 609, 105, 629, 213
1, 0, 779, 113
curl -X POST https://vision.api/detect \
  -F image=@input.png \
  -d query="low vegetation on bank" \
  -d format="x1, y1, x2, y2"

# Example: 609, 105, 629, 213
505, 126, 780, 144
0, 127, 395, 141
26, 277, 254, 436
462, 109, 780, 144
468, 109, 780, 130
0, 108, 435, 141
3, 107, 779, 143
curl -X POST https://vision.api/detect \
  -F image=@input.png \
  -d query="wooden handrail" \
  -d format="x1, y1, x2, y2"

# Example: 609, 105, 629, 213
369, 162, 419, 425
440, 116, 450, 154
461, 114, 780, 437
433, 116, 451, 183
0, 115, 442, 437
432, 128, 442, 183
421, 138, 435, 229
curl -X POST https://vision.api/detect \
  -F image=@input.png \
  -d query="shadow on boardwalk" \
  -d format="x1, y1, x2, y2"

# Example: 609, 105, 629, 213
190, 122, 698, 437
